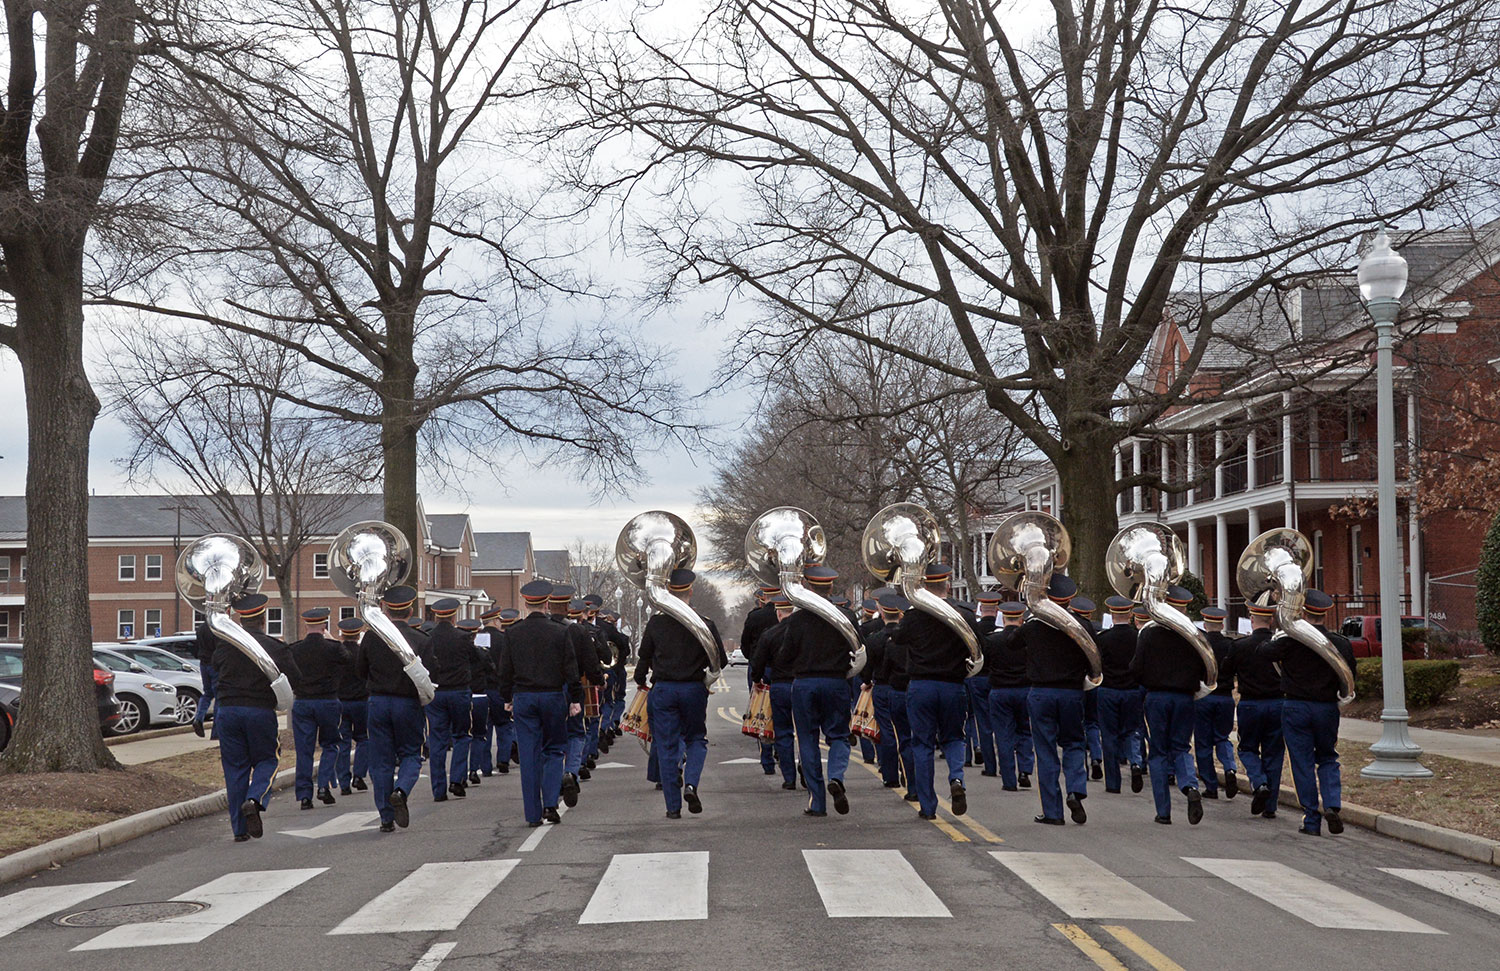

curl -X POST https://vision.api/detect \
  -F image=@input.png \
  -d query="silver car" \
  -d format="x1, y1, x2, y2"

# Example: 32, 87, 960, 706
91, 647, 183, 734
110, 644, 206, 723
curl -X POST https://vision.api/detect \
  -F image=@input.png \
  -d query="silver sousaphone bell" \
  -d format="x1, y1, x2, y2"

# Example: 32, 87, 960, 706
175, 534, 295, 711
1238, 528, 1355, 705
1106, 522, 1217, 699
616, 511, 722, 689
987, 511, 1102, 689
329, 521, 436, 705
745, 507, 864, 677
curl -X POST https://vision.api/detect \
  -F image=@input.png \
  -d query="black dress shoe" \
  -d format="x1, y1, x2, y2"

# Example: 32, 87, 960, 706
1033, 815, 1064, 826
340, 786, 352, 796
468, 771, 481, 786
981, 770, 997, 777
1166, 774, 1176, 787
233, 833, 250, 842
863, 756, 876, 764
1018, 772, 1031, 789
1250, 784, 1270, 816
684, 785, 703, 814
1261, 811, 1277, 819
1225, 771, 1239, 798
882, 780, 901, 788
1066, 792, 1087, 825
379, 821, 396, 833
497, 764, 509, 775
579, 766, 591, 781
482, 770, 493, 777
242, 799, 263, 838
1186, 787, 1204, 825
390, 788, 410, 828
192, 721, 205, 738
1154, 815, 1172, 824
949, 780, 966, 817
1130, 765, 1144, 793
1326, 808, 1344, 834
1002, 785, 1019, 792
655, 782, 663, 790
763, 766, 777, 776
828, 779, 849, 815
918, 811, 937, 820
543, 807, 562, 824
318, 788, 336, 805
300, 798, 314, 810
802, 808, 827, 817
1202, 789, 1219, 800
1091, 760, 1103, 781
449, 782, 467, 798
782, 781, 797, 790
433, 795, 448, 803
665, 810, 682, 819
904, 791, 920, 802
352, 777, 368, 791
561, 773, 580, 807
526, 820, 543, 828
586, 755, 597, 770
1105, 787, 1121, 794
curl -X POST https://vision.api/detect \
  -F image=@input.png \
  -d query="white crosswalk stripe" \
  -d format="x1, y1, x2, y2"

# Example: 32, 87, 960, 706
990, 851, 1190, 921
1183, 859, 1443, 933
803, 850, 950, 918
578, 851, 709, 924
1380, 868, 1500, 918
329, 860, 519, 935
73, 868, 326, 950
0, 881, 132, 940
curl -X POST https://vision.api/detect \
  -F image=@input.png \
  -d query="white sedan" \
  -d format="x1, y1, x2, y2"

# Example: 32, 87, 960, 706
91, 647, 184, 734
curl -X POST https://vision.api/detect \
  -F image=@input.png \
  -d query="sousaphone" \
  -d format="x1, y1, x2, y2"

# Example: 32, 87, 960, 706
329, 521, 436, 705
745, 507, 864, 677
988, 511, 1103, 689
1106, 522, 1217, 699
616, 511, 722, 689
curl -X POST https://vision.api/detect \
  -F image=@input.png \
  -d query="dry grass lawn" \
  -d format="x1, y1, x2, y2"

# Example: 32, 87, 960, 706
1338, 744, 1500, 842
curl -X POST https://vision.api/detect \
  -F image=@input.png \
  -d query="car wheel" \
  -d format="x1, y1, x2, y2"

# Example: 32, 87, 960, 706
175, 689, 200, 725
110, 695, 145, 735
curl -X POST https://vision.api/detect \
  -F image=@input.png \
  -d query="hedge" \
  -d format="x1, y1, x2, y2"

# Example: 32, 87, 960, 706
1477, 508, 1500, 654
1180, 571, 1208, 621
1353, 658, 1462, 708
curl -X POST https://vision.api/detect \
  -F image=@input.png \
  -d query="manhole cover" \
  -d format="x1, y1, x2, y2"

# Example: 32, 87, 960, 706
55, 901, 208, 927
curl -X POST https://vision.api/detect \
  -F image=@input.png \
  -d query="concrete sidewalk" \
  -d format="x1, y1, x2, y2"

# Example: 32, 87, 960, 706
110, 714, 290, 766
1342, 716, 1500, 768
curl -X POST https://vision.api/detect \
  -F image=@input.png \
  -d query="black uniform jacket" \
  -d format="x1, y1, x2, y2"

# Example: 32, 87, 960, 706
1223, 627, 1281, 700
637, 613, 726, 685
739, 604, 778, 664
775, 608, 855, 680
890, 602, 979, 684
600, 622, 631, 673
358, 622, 436, 699
427, 621, 484, 692
1131, 624, 1210, 694
1096, 623, 1139, 691
471, 633, 498, 693
213, 629, 301, 710
289, 631, 348, 699
336, 637, 368, 702
1257, 624, 1356, 703
984, 625, 1029, 689
862, 622, 894, 686
569, 622, 607, 685
750, 618, 793, 683
1018, 618, 1091, 689
498, 612, 580, 701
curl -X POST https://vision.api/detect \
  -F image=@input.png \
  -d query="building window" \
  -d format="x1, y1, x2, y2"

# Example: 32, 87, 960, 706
145, 608, 163, 637
117, 609, 135, 640
1312, 530, 1325, 591
16, 609, 23, 637
1349, 525, 1363, 593
0, 557, 9, 581
145, 554, 163, 581
18, 556, 26, 580
339, 606, 356, 621
266, 607, 283, 637
118, 555, 137, 581
0, 612, 8, 639
313, 553, 329, 579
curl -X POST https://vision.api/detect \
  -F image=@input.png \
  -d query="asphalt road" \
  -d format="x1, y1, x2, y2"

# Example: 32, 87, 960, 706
4, 674, 1499, 971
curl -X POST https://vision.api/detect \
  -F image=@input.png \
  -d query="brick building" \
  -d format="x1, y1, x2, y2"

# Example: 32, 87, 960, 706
968, 224, 1500, 631
471, 531, 537, 612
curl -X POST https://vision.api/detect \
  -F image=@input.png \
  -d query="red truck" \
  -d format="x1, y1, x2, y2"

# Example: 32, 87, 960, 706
1338, 615, 1443, 660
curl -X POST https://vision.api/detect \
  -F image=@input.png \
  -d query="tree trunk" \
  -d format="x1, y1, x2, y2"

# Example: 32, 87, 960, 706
381, 369, 421, 559
0, 252, 116, 773
275, 561, 297, 641
1053, 443, 1121, 613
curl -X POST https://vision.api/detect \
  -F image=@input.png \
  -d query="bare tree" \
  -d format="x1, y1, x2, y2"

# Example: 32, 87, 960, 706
545, 0, 1500, 599
105, 0, 695, 549
103, 326, 374, 624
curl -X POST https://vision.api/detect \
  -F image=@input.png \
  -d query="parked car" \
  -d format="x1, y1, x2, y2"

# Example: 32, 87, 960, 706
108, 644, 206, 723
89, 647, 182, 734
0, 646, 123, 747
130, 633, 202, 666
1340, 615, 1447, 660
726, 648, 748, 667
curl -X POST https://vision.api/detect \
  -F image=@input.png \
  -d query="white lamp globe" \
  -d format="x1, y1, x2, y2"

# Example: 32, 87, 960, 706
1357, 229, 1409, 304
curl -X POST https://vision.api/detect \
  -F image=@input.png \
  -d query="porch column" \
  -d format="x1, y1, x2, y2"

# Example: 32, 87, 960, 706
1114, 449, 1123, 516
1187, 520, 1201, 577
1247, 428, 1258, 491
1187, 434, 1197, 505
1132, 440, 1142, 513
1247, 506, 1261, 541
1216, 514, 1230, 608
1214, 430, 1225, 498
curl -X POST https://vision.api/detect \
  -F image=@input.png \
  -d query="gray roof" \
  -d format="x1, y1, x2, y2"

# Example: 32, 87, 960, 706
533, 549, 570, 583
0, 493, 384, 542
425, 513, 471, 551
472, 532, 532, 572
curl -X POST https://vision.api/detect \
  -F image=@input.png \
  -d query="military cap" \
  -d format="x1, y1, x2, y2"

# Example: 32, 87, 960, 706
568, 598, 587, 617
771, 593, 793, 608
456, 618, 481, 632
420, 620, 436, 634
667, 569, 695, 591
337, 617, 366, 635
759, 584, 781, 595
479, 606, 503, 621
232, 593, 268, 618
833, 595, 852, 608
583, 593, 603, 608
1132, 604, 1152, 620
976, 592, 1003, 606
1165, 584, 1193, 606
406, 616, 424, 628
1000, 601, 1026, 618
301, 606, 331, 622
1105, 595, 1133, 613
923, 563, 953, 582
804, 565, 838, 585
861, 598, 878, 613
877, 592, 910, 613
1304, 589, 1333, 615
1247, 601, 1277, 617
1201, 606, 1228, 622
520, 579, 553, 604
430, 597, 460, 617
549, 584, 576, 603
955, 601, 975, 613
499, 608, 521, 625
1070, 596, 1096, 616
1046, 574, 1077, 603
382, 584, 418, 609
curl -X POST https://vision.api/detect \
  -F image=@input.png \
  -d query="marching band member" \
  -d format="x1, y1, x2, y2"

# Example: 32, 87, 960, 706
1131, 585, 1209, 825
1071, 596, 1105, 782
563, 597, 606, 800
457, 617, 488, 785
741, 586, 782, 775
634, 569, 726, 818
580, 595, 611, 770
334, 617, 370, 795
967, 592, 1000, 777
597, 610, 632, 745
472, 608, 505, 779
1195, 607, 1240, 799
749, 592, 799, 790
1094, 596, 1143, 795
1019, 575, 1091, 825
289, 607, 344, 810
358, 584, 433, 832
984, 601, 1033, 792
492, 608, 521, 770
499, 580, 580, 827
891, 564, 980, 821
777, 564, 858, 816
863, 594, 906, 790
217, 593, 300, 842
425, 598, 475, 801
1225, 603, 1284, 818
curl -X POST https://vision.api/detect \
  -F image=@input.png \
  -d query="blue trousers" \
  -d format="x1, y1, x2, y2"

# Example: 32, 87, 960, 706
469, 693, 491, 775
650, 680, 709, 812
195, 661, 217, 727
1194, 693, 1238, 791
335, 698, 369, 788
988, 686, 1035, 788
965, 676, 996, 773
565, 706, 587, 775
292, 698, 342, 799
367, 694, 425, 825
600, 671, 621, 732
1083, 689, 1103, 762
872, 683, 902, 786
217, 706, 280, 838
513, 690, 568, 824
1236, 698, 1285, 813
425, 690, 471, 798
907, 679, 967, 816
1283, 699, 1341, 832
1028, 686, 1087, 819
1144, 691, 1198, 818
1096, 686, 1143, 791
889, 688, 917, 791
488, 689, 514, 767
792, 677, 851, 813
769, 681, 797, 784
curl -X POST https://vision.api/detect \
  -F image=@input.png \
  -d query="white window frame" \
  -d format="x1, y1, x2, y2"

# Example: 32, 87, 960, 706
313, 553, 329, 579
1349, 525, 1364, 593
145, 608, 163, 637
117, 609, 136, 639
339, 605, 356, 621
145, 554, 163, 581
17, 608, 23, 637
1312, 530, 1325, 591
0, 556, 9, 581
118, 554, 137, 582
266, 607, 283, 637
0, 612, 8, 638
18, 555, 25, 580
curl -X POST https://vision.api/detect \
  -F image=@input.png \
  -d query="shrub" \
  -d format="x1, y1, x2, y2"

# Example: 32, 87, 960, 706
1353, 658, 1462, 708
1477, 508, 1500, 654
1180, 571, 1208, 621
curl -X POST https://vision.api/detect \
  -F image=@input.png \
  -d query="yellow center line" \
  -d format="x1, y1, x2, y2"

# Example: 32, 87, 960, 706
1052, 924, 1129, 971
1100, 926, 1186, 971
850, 754, 969, 842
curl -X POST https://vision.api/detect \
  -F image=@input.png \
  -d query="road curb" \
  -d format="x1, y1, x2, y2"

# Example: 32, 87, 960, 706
0, 767, 296, 886
105, 722, 198, 746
